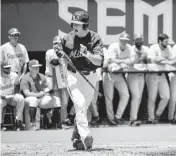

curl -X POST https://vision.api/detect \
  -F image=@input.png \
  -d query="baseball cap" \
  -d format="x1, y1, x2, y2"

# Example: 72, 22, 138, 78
134, 34, 143, 40
119, 33, 130, 41
1, 60, 11, 69
53, 36, 62, 44
29, 59, 42, 67
8, 28, 21, 35
71, 11, 89, 25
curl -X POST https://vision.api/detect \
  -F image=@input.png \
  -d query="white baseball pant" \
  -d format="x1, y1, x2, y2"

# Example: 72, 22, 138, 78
168, 74, 176, 120
87, 80, 100, 122
67, 70, 96, 141
103, 72, 129, 121
127, 73, 145, 121
0, 94, 25, 123
146, 73, 170, 121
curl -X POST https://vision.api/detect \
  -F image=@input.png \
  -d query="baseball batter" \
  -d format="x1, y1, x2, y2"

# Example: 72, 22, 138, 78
0, 60, 25, 131
57, 11, 103, 150
103, 33, 133, 125
45, 36, 75, 125
168, 44, 176, 124
0, 28, 29, 80
127, 34, 149, 126
146, 34, 172, 123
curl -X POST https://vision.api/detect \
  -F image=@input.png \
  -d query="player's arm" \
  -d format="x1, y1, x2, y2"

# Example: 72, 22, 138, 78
110, 46, 134, 64
80, 35, 104, 66
20, 46, 29, 80
160, 45, 175, 65
147, 46, 162, 63
20, 78, 45, 98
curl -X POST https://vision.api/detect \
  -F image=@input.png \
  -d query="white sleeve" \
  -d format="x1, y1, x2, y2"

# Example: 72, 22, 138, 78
147, 45, 156, 59
45, 51, 53, 76
22, 45, 29, 63
108, 43, 117, 59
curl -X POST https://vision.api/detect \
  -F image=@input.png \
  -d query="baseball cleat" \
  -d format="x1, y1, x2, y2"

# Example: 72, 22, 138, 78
84, 135, 93, 150
73, 139, 85, 150
129, 120, 141, 126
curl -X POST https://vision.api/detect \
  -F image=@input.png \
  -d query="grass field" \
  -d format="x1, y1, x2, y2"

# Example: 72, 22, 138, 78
1, 124, 176, 156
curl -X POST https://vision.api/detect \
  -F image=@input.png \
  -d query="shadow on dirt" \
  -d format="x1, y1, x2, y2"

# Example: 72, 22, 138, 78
68, 147, 114, 152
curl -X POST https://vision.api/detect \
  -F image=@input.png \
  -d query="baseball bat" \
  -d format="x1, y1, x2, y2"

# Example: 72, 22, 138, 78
57, 51, 103, 97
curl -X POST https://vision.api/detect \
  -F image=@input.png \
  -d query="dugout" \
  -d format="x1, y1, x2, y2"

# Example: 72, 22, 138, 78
2, 0, 176, 122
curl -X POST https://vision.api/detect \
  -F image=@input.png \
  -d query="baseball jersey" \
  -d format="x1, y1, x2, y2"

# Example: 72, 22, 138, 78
45, 49, 66, 88
62, 30, 104, 71
0, 72, 18, 96
0, 42, 29, 75
148, 44, 173, 60
20, 72, 48, 94
108, 42, 134, 63
132, 45, 149, 63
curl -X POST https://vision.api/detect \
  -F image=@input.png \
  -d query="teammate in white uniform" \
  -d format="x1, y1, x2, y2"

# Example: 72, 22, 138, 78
0, 28, 29, 80
45, 36, 74, 125
168, 44, 176, 124
58, 11, 103, 150
0, 60, 25, 131
127, 34, 149, 126
103, 33, 133, 125
146, 34, 172, 123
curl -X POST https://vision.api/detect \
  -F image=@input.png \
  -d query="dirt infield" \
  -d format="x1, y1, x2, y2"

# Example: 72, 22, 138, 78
2, 125, 176, 156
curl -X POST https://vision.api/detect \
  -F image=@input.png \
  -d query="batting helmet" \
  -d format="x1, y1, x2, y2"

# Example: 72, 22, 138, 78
71, 11, 89, 29
1, 60, 11, 69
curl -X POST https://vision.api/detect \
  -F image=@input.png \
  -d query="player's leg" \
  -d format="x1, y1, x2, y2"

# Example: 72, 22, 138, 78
146, 74, 158, 123
168, 74, 176, 123
9, 94, 25, 130
25, 97, 39, 130
115, 74, 129, 123
0, 98, 7, 131
61, 88, 70, 123
67, 71, 96, 149
127, 74, 144, 126
102, 73, 116, 124
39, 95, 61, 128
156, 74, 170, 120
89, 80, 100, 125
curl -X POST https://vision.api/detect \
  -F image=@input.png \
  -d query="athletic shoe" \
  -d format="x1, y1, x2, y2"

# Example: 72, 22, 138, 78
14, 120, 24, 131
91, 116, 100, 125
147, 120, 157, 124
30, 123, 39, 131
114, 118, 123, 125
84, 135, 93, 150
108, 119, 117, 125
73, 139, 85, 150
129, 120, 141, 126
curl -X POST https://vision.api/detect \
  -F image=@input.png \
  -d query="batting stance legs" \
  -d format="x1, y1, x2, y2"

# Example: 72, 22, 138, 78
146, 73, 170, 122
168, 74, 176, 122
127, 74, 145, 122
103, 73, 129, 123
67, 71, 96, 144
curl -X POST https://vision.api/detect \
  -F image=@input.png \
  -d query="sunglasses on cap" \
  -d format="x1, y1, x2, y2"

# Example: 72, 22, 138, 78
10, 34, 20, 37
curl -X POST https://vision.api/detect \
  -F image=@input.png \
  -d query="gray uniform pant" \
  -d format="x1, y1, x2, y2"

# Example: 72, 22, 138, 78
146, 73, 170, 121
127, 73, 145, 121
103, 72, 129, 121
